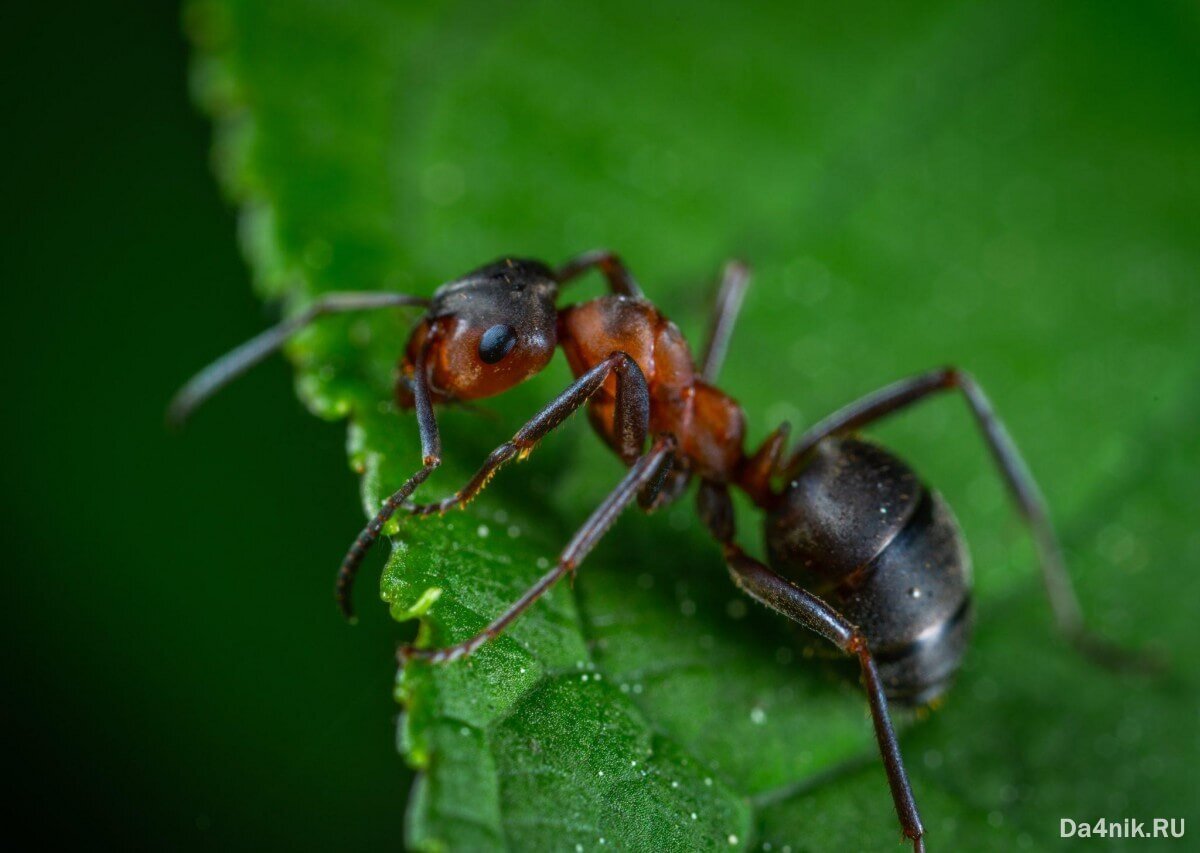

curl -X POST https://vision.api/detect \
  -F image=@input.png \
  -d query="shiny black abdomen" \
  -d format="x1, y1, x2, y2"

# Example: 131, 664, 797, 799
765, 437, 973, 705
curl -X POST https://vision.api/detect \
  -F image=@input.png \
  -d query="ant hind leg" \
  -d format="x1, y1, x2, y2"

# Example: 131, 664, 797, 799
697, 480, 925, 852
781, 367, 1159, 673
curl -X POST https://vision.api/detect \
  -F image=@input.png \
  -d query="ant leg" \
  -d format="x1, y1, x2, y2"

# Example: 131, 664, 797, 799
697, 481, 925, 853
336, 341, 443, 620
168, 291, 429, 426
555, 249, 643, 298
781, 367, 1152, 671
402, 350, 650, 518
342, 351, 651, 616
399, 435, 676, 664
637, 464, 689, 510
699, 260, 752, 383
727, 547, 926, 852
736, 421, 790, 506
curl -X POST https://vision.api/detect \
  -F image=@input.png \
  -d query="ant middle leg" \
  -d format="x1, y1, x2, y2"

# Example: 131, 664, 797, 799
399, 435, 677, 664
339, 351, 652, 617
697, 481, 925, 853
781, 367, 1154, 671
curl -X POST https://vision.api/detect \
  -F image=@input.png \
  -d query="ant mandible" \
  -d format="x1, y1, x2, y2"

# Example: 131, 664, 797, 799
171, 251, 1146, 852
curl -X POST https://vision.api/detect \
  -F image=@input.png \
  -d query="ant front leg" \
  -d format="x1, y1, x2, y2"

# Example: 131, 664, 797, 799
697, 482, 925, 853
782, 367, 1156, 672
404, 349, 651, 521
555, 249, 643, 298
339, 351, 652, 617
400, 435, 676, 664
336, 341, 443, 619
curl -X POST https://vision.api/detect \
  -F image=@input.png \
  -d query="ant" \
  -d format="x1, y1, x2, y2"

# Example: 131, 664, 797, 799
172, 251, 1150, 852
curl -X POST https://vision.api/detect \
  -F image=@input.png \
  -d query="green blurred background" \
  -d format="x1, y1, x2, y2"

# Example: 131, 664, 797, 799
6, 3, 411, 849
6, 1, 1198, 850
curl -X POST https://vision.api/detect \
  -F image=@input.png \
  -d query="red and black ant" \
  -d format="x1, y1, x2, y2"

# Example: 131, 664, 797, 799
172, 251, 1150, 851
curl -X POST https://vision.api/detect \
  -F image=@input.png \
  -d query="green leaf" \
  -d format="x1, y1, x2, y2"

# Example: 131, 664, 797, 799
188, 0, 1200, 849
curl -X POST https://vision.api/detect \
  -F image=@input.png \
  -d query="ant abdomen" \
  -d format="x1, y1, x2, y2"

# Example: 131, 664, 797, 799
766, 437, 973, 704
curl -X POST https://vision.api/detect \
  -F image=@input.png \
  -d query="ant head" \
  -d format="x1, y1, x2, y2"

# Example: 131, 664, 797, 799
401, 258, 559, 402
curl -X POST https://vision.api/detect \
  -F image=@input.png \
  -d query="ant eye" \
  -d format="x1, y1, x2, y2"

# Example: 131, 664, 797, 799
478, 324, 518, 364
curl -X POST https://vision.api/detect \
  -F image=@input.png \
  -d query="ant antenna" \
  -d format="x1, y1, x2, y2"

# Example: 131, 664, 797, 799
167, 291, 429, 427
